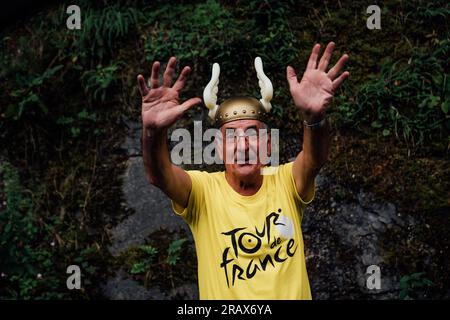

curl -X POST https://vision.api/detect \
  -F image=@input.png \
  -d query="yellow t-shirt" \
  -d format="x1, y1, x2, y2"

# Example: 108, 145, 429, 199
172, 162, 314, 300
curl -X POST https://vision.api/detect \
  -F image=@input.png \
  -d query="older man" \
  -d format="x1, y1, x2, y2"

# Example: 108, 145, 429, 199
137, 42, 349, 299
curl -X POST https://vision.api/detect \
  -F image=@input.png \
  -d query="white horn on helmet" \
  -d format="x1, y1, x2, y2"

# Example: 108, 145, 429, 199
203, 63, 220, 120
254, 57, 273, 112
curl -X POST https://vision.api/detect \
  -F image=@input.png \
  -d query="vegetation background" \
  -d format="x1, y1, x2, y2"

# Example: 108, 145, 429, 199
0, 0, 448, 299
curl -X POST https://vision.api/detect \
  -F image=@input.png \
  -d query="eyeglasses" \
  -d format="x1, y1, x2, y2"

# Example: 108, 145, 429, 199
224, 130, 259, 142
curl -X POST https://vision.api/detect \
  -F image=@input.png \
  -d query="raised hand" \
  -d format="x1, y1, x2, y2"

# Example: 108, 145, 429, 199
286, 42, 349, 122
137, 57, 202, 131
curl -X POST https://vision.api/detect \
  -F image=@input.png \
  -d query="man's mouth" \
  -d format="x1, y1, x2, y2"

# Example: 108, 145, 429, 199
233, 148, 259, 164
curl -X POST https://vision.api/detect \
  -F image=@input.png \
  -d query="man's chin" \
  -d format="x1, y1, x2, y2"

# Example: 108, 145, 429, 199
232, 163, 261, 177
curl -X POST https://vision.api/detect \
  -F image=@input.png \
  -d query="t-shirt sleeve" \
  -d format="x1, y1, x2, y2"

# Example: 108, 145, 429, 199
171, 170, 208, 225
276, 161, 315, 206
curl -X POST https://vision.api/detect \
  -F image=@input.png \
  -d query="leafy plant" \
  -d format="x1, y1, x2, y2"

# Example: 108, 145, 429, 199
0, 163, 61, 299
409, 2, 450, 21
72, 3, 143, 62
5, 65, 63, 120
399, 272, 434, 300
56, 109, 98, 138
166, 238, 187, 266
334, 39, 449, 147
246, 0, 298, 68
128, 237, 187, 274
82, 64, 120, 103
130, 245, 158, 275
144, 0, 246, 69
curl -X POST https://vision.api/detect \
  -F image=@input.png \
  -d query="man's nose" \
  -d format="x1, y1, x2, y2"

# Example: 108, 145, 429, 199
236, 134, 249, 152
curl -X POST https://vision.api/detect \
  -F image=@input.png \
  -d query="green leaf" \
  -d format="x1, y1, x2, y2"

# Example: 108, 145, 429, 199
130, 262, 147, 275
166, 238, 187, 266
399, 288, 407, 298
56, 116, 74, 125
428, 96, 440, 108
423, 279, 434, 286
410, 272, 424, 279
167, 238, 186, 255
70, 127, 81, 137
139, 245, 157, 256
441, 101, 449, 114
371, 121, 382, 129
4, 104, 20, 119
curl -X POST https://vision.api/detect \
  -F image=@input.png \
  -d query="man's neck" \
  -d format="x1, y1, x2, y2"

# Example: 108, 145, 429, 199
224, 171, 263, 196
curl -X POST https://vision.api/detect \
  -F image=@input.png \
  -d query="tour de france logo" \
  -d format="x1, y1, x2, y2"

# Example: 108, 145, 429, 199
219, 208, 298, 288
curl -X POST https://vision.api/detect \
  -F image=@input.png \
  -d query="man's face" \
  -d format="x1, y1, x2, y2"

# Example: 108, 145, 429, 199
217, 119, 270, 180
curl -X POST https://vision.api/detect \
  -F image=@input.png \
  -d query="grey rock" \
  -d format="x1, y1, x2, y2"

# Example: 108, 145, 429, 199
122, 119, 143, 157
103, 120, 196, 300
102, 269, 166, 300
169, 283, 199, 300
108, 156, 189, 256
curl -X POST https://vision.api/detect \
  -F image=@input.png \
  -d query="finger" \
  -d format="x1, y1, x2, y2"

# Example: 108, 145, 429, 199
332, 71, 350, 92
137, 74, 149, 96
328, 54, 349, 80
163, 56, 177, 87
177, 97, 202, 114
172, 66, 191, 91
306, 43, 321, 70
150, 61, 160, 89
286, 66, 298, 90
318, 42, 335, 71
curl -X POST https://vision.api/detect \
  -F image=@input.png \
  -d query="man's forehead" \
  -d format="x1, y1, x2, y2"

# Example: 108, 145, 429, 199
221, 119, 263, 131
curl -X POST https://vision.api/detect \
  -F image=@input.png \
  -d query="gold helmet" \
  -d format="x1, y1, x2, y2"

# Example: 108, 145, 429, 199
203, 57, 273, 128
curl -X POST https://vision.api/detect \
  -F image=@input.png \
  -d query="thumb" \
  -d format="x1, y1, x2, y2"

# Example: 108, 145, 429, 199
177, 97, 202, 114
286, 66, 298, 88
137, 74, 149, 96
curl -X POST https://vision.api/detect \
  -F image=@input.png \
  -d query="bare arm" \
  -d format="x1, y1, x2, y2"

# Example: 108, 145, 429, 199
286, 42, 349, 201
293, 120, 330, 201
137, 57, 202, 207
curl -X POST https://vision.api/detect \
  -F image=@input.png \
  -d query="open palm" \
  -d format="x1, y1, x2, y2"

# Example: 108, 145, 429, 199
137, 57, 201, 131
287, 42, 349, 121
